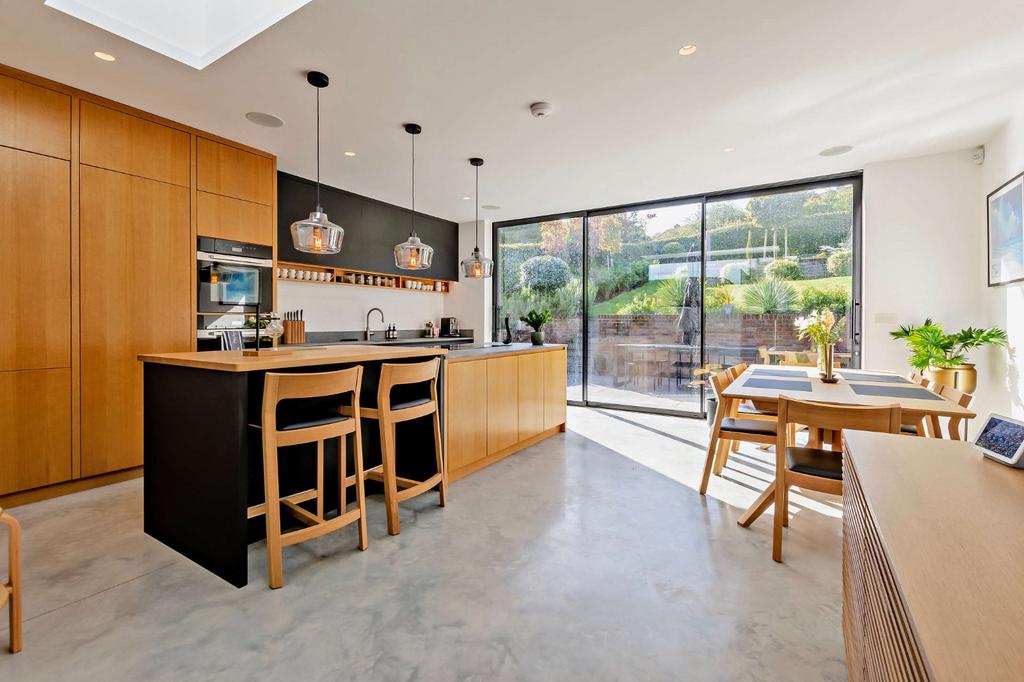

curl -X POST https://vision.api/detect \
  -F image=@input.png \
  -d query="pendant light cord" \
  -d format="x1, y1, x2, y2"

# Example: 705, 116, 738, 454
475, 164, 480, 251
315, 85, 322, 212
410, 132, 416, 237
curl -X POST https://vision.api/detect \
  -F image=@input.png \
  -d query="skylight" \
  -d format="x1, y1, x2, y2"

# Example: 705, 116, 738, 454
45, 0, 312, 69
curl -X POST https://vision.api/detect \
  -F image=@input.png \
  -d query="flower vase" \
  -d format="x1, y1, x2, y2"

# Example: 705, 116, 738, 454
819, 343, 838, 383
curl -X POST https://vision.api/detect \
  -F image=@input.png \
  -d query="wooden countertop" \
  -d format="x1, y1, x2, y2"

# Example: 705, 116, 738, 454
446, 343, 566, 363
844, 431, 1024, 681
138, 344, 446, 372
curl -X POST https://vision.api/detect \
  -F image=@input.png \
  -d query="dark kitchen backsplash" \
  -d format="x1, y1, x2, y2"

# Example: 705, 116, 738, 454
277, 171, 459, 280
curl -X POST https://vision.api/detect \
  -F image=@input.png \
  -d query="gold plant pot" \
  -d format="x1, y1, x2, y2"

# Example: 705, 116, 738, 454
925, 363, 977, 394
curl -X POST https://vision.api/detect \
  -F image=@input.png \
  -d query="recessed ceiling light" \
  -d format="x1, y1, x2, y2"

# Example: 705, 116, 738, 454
678, 44, 697, 56
819, 145, 853, 157
482, 205, 501, 211
722, 146, 735, 153
245, 111, 284, 128
344, 151, 356, 157
462, 196, 471, 201
93, 51, 116, 62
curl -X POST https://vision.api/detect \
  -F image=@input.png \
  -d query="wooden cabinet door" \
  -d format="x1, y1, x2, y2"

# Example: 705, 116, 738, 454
197, 190, 274, 245
80, 167, 192, 476
0, 73, 70, 159
80, 102, 190, 186
446, 360, 488, 472
0, 369, 71, 494
544, 348, 567, 431
0, 147, 70, 371
518, 353, 545, 441
486, 356, 519, 455
197, 138, 274, 205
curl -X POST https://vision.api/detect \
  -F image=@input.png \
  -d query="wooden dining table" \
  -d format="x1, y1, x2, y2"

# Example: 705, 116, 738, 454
721, 364, 977, 526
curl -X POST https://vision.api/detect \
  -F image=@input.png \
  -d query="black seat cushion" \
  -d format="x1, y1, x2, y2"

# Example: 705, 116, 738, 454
900, 423, 919, 435
390, 397, 432, 412
277, 409, 349, 432
786, 447, 843, 480
720, 417, 777, 436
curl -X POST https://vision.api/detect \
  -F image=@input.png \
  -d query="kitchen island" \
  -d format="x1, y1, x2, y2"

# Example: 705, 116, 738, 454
139, 342, 567, 587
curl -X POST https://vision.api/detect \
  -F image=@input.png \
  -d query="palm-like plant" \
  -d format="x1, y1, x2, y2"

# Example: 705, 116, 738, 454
890, 319, 1007, 369
742, 278, 796, 313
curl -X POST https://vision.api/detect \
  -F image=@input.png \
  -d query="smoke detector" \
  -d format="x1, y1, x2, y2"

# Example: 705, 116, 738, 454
530, 101, 554, 118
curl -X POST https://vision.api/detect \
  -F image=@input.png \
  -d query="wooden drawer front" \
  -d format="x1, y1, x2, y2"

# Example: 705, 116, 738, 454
197, 191, 274, 245
0, 73, 70, 159
197, 138, 274, 205
80, 166, 192, 476
80, 101, 190, 186
518, 353, 545, 441
0, 147, 71, 370
543, 348, 567, 430
486, 356, 519, 455
843, 459, 930, 681
0, 369, 72, 494
446, 360, 488, 472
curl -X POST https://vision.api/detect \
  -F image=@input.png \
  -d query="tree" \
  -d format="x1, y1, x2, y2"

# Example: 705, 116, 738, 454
748, 191, 808, 258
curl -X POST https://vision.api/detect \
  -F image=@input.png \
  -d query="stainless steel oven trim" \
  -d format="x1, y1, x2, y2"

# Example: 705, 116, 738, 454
196, 251, 274, 268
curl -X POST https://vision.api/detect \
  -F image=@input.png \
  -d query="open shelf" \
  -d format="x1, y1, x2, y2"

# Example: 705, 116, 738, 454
276, 261, 454, 294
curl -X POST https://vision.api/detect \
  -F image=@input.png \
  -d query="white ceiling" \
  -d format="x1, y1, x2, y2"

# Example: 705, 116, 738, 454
3, 0, 1024, 224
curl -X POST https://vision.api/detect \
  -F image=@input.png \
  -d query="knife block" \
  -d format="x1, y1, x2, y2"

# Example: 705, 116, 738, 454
283, 320, 305, 345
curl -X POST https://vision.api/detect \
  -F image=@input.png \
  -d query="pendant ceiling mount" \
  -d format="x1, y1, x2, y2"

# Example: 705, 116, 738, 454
394, 123, 434, 270
461, 157, 493, 279
289, 70, 344, 255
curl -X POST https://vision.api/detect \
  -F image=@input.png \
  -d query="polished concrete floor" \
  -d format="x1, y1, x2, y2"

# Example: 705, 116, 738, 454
0, 408, 846, 681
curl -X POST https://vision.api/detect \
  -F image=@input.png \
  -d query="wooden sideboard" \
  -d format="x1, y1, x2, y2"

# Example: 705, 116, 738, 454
842, 431, 1024, 681
445, 345, 567, 481
0, 64, 277, 504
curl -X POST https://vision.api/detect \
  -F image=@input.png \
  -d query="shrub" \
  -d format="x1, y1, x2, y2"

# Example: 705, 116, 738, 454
499, 242, 543, 297
591, 261, 648, 300
618, 293, 660, 315
798, 287, 849, 314
654, 277, 692, 311
741, 279, 797, 313
765, 258, 802, 281
519, 255, 571, 294
660, 240, 682, 254
719, 262, 747, 284
704, 285, 735, 312
826, 249, 853, 276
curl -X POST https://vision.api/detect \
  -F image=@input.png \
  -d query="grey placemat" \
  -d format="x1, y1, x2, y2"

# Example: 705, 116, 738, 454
837, 371, 910, 384
752, 368, 810, 378
743, 377, 813, 392
848, 384, 943, 400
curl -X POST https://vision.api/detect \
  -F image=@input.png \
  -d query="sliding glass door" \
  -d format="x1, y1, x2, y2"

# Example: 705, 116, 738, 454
493, 174, 861, 416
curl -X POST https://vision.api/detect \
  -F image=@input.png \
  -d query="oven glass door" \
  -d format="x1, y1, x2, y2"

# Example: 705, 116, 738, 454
198, 261, 264, 313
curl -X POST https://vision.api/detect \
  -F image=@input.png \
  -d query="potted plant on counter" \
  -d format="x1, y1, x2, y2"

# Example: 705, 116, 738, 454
890, 319, 1007, 393
520, 309, 553, 346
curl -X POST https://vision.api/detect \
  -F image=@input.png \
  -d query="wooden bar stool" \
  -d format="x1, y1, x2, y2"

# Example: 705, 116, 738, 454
250, 366, 367, 589
357, 357, 445, 536
1, 507, 21, 653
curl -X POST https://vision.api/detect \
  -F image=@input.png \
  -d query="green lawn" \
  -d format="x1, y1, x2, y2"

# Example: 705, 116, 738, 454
590, 276, 852, 315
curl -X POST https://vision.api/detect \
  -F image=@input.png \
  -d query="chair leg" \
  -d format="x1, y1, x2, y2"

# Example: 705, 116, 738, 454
3, 513, 21, 653
432, 409, 447, 507
730, 439, 740, 454
380, 420, 401, 536
772, 473, 786, 563
262, 441, 284, 589
352, 430, 368, 551
713, 439, 730, 475
316, 439, 325, 521
699, 432, 719, 495
738, 482, 775, 527
781, 484, 789, 527
338, 434, 347, 514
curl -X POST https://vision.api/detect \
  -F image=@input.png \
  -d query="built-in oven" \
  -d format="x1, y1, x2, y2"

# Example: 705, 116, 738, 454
196, 237, 273, 336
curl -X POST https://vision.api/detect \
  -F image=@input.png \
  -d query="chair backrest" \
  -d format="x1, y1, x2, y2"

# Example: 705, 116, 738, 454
378, 357, 441, 409
757, 346, 771, 364
261, 366, 363, 429
907, 371, 930, 388
727, 362, 748, 379
710, 367, 736, 399
935, 382, 973, 408
776, 395, 902, 437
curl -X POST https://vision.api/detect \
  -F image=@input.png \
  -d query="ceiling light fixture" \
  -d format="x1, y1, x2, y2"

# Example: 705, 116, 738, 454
245, 111, 283, 128
462, 196, 471, 201
289, 71, 344, 254
344, 151, 356, 157
93, 51, 116, 61
678, 45, 697, 56
819, 145, 853, 157
482, 205, 501, 211
461, 158, 493, 279
723, 146, 735, 153
394, 124, 433, 270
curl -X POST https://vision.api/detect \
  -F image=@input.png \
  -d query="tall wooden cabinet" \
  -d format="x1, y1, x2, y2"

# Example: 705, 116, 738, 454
0, 64, 276, 503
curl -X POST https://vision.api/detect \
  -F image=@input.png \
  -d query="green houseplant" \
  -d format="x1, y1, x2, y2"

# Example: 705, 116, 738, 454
890, 319, 1007, 393
520, 309, 553, 345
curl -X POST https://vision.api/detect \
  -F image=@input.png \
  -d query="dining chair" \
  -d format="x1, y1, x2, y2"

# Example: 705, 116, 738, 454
930, 383, 974, 440
700, 367, 781, 495
748, 396, 901, 563
900, 371, 933, 436
1, 507, 22, 653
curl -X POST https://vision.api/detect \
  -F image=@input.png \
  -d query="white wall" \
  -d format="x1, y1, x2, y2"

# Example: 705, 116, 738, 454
278, 280, 445, 332
981, 110, 1024, 418
443, 220, 493, 340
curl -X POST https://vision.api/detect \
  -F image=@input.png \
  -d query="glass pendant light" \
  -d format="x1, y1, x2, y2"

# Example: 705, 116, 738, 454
460, 157, 493, 278
394, 123, 434, 270
290, 71, 344, 254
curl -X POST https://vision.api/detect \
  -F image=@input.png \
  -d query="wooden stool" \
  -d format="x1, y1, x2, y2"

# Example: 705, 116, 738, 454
0, 507, 21, 653
358, 357, 446, 535
250, 366, 367, 589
